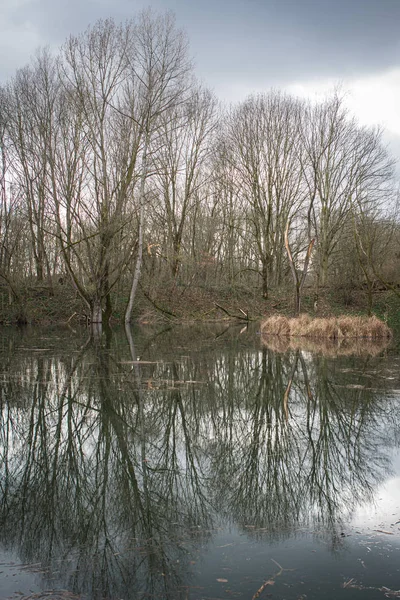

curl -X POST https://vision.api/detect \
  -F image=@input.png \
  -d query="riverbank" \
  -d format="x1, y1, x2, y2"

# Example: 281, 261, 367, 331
0, 279, 399, 331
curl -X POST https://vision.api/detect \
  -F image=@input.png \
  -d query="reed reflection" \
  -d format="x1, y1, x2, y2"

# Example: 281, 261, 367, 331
0, 326, 398, 598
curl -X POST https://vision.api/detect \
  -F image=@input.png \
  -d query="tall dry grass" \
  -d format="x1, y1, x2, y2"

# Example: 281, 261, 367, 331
261, 314, 392, 340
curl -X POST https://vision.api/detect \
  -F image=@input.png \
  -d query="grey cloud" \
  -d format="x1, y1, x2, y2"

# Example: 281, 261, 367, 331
179, 0, 400, 90
1, 0, 400, 89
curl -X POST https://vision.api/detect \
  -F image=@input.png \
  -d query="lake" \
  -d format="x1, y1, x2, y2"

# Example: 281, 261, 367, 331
0, 323, 400, 600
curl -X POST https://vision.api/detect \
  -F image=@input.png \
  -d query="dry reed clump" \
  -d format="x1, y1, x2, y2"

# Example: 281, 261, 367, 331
260, 315, 290, 337
336, 315, 356, 337
261, 314, 392, 340
304, 317, 340, 339
287, 313, 312, 336
336, 315, 392, 339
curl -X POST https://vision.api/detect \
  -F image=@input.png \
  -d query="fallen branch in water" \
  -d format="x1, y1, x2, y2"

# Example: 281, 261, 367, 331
214, 302, 251, 321
373, 529, 394, 535
342, 579, 400, 597
252, 578, 275, 599
140, 286, 177, 319
252, 559, 294, 600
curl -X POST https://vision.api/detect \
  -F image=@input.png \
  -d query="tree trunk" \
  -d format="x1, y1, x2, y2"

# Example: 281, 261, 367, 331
294, 284, 301, 315
284, 221, 315, 316
36, 261, 44, 282
91, 299, 102, 324
103, 292, 113, 324
262, 261, 268, 299
125, 132, 148, 325
171, 238, 181, 281
320, 252, 329, 287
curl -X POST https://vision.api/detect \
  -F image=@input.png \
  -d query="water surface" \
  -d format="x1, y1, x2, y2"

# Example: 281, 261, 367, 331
0, 324, 400, 599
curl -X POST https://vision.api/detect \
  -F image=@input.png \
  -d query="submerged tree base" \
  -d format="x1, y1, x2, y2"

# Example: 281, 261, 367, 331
261, 313, 392, 340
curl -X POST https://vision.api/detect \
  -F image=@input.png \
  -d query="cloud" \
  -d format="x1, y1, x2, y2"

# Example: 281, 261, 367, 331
1, 0, 400, 166
2, 0, 400, 86
0, 0, 43, 79
346, 71, 400, 137
286, 69, 400, 165
287, 70, 400, 137
0, 0, 140, 80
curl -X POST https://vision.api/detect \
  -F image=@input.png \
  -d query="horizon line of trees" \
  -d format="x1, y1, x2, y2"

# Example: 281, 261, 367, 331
0, 9, 399, 325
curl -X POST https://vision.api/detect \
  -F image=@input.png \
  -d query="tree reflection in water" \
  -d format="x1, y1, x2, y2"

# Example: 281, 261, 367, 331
0, 325, 398, 598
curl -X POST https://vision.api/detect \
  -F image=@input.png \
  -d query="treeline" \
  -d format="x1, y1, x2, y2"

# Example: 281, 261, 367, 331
0, 10, 398, 324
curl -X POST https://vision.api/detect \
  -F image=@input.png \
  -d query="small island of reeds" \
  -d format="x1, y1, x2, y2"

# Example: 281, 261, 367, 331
260, 314, 392, 340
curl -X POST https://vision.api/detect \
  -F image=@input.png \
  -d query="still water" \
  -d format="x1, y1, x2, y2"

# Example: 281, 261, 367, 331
0, 323, 400, 600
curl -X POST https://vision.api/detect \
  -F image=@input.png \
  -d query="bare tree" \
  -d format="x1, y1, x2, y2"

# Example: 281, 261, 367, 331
149, 85, 218, 281
226, 91, 306, 298
3, 50, 58, 283
301, 94, 394, 290
350, 187, 399, 312
0, 90, 25, 303
0, 20, 397, 323
284, 220, 315, 315
124, 9, 192, 323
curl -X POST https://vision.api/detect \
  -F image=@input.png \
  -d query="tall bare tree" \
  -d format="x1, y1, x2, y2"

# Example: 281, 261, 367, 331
3, 50, 58, 283
149, 85, 217, 281
301, 94, 394, 289
0, 90, 25, 302
226, 91, 306, 298
124, 10, 192, 323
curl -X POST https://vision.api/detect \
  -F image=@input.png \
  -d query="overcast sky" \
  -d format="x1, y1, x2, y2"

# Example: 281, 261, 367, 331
1, 0, 400, 157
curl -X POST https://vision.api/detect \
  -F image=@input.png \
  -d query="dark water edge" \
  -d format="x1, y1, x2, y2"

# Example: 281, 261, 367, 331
0, 324, 400, 599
